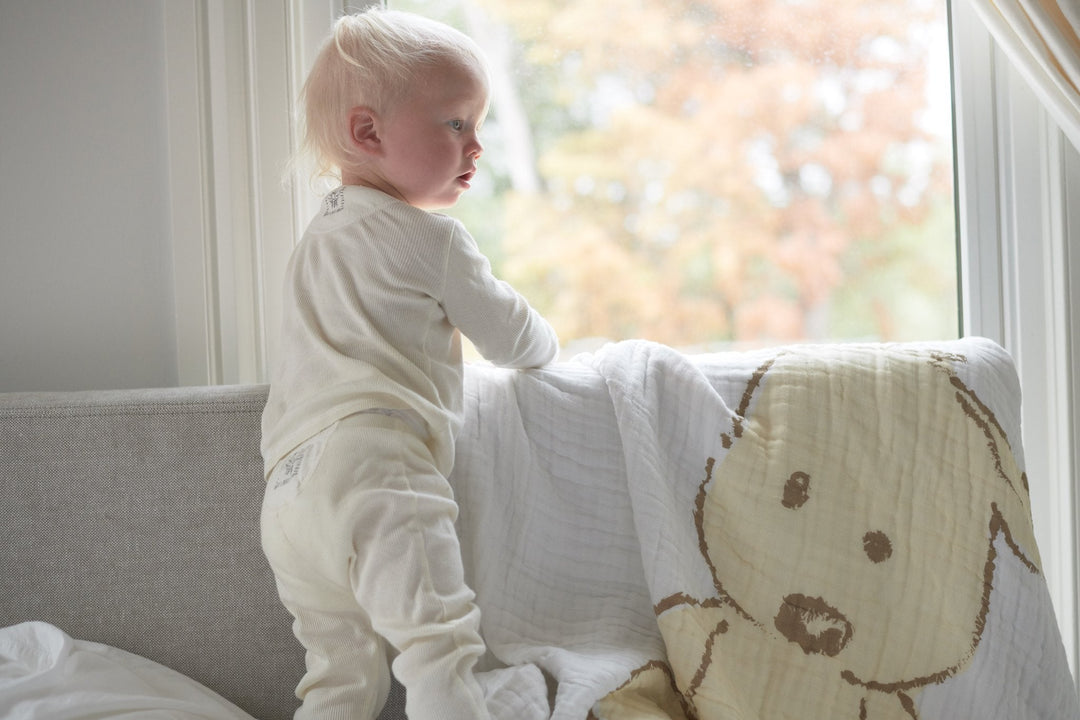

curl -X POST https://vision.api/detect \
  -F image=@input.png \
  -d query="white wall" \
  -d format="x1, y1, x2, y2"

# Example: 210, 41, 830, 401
0, 0, 177, 391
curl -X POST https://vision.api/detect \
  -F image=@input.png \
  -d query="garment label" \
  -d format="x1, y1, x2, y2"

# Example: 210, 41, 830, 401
323, 187, 345, 216
265, 425, 332, 506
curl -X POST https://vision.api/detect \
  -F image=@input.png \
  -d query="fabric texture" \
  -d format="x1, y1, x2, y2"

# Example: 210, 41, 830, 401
3, 338, 1075, 719
0, 621, 254, 720
0, 384, 407, 720
260, 185, 558, 476
589, 340, 1063, 718
261, 412, 491, 720
259, 184, 557, 719
445, 337, 1078, 719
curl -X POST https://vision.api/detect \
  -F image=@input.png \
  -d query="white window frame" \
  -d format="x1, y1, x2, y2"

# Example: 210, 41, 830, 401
164, 0, 1080, 683
951, 0, 1080, 683
162, 0, 354, 386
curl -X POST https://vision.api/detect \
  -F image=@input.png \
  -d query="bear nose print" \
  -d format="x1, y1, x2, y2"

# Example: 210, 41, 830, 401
863, 530, 893, 563
774, 593, 854, 657
782, 471, 811, 509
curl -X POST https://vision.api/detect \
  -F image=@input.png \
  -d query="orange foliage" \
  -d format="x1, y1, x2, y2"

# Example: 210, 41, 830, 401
462, 0, 956, 347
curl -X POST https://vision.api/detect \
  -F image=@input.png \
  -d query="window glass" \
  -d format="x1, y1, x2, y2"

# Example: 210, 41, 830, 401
393, 0, 958, 353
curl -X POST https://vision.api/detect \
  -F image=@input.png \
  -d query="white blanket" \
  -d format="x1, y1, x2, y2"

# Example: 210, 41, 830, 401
0, 621, 254, 720
450, 338, 1079, 719
3, 338, 1074, 720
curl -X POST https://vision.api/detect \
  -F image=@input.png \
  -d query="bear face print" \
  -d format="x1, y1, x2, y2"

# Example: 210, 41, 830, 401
654, 347, 1040, 719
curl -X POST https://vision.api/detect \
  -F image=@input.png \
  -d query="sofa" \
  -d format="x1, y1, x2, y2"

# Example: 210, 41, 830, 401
1, 338, 1077, 720
0, 383, 376, 719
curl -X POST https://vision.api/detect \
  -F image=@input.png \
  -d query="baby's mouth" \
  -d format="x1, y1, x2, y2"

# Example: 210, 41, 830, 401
774, 593, 853, 657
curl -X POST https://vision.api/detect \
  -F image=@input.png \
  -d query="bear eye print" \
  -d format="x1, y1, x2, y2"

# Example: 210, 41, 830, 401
782, 471, 811, 509
862, 530, 893, 563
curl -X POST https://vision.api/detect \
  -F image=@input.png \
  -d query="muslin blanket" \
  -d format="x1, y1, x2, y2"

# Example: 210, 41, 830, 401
448, 337, 1078, 719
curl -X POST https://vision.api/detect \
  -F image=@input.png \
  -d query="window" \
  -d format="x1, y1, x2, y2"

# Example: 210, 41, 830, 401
386, 0, 1078, 676
166, 1, 1077, 676
394, 0, 958, 354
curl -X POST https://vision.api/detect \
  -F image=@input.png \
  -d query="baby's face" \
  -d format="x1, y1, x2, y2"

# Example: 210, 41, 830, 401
376, 62, 489, 210
702, 351, 1018, 683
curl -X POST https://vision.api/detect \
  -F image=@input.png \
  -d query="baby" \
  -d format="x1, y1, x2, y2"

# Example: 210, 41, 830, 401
259, 8, 558, 720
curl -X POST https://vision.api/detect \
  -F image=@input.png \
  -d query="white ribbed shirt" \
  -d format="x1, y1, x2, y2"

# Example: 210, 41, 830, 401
261, 186, 558, 475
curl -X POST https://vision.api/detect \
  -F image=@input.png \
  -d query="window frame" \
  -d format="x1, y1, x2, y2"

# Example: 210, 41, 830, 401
164, 0, 1080, 683
162, 0, 342, 386
950, 0, 1079, 682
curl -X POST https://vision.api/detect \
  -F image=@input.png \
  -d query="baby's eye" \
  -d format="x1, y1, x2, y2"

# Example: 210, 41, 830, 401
448, 119, 464, 131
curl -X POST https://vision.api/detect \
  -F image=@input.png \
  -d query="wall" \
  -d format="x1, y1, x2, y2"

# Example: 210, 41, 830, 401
0, 0, 177, 392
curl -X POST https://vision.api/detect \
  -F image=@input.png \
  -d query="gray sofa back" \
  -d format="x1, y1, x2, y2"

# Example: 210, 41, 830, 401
0, 384, 405, 720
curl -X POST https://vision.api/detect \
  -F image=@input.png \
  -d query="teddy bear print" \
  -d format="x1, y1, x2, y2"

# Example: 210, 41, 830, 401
598, 346, 1041, 720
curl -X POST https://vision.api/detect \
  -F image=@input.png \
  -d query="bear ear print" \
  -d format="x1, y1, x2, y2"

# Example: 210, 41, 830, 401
914, 349, 1027, 508
989, 502, 1041, 575
720, 355, 779, 449
925, 349, 968, 368
935, 355, 1043, 571
897, 347, 967, 371
950, 371, 1026, 505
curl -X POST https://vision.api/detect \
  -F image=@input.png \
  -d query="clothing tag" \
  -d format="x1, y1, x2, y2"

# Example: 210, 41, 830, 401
323, 187, 345, 216
265, 425, 333, 506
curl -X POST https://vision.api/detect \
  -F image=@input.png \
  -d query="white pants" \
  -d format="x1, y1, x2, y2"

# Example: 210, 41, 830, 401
261, 411, 490, 720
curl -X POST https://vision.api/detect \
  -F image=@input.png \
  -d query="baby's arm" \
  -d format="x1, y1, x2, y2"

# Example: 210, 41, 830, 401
441, 225, 558, 369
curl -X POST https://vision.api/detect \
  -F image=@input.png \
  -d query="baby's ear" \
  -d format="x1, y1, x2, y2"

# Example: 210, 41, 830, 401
348, 106, 382, 155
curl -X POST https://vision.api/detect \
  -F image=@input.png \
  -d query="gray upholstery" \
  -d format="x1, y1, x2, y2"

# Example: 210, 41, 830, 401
0, 384, 406, 720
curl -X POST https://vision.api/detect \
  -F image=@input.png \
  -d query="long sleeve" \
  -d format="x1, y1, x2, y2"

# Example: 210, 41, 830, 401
262, 186, 556, 476
440, 225, 559, 369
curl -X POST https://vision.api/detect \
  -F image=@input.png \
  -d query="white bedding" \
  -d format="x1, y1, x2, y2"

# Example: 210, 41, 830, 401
0, 621, 254, 720
450, 338, 1080, 719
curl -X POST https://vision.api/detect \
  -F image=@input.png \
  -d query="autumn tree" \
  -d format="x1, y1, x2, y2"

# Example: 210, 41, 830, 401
399, 0, 957, 349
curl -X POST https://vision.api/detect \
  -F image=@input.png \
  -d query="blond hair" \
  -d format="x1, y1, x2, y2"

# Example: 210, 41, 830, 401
297, 7, 490, 182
